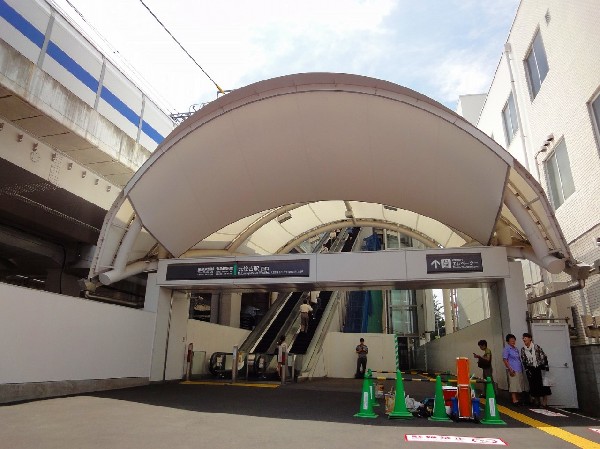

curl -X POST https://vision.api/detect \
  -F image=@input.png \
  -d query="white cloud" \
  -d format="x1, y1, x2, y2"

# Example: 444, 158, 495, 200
55, 0, 397, 111
53, 0, 517, 112
429, 51, 496, 103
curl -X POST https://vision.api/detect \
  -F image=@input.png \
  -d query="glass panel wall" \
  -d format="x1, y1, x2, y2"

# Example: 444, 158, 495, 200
389, 289, 418, 335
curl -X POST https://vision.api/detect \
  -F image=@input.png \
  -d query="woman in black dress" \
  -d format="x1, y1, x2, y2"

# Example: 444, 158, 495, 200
521, 333, 551, 407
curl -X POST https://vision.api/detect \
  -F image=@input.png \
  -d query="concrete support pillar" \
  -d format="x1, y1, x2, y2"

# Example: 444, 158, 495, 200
210, 293, 220, 323
484, 282, 510, 392
416, 290, 430, 337
497, 261, 529, 344
442, 289, 454, 334
146, 274, 190, 381
164, 291, 190, 380
219, 292, 242, 328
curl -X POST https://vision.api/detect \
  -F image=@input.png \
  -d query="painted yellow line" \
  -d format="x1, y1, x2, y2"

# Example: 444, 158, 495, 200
498, 405, 600, 449
181, 381, 279, 388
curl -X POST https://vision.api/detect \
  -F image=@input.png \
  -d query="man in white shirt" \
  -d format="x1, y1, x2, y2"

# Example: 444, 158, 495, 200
299, 299, 313, 333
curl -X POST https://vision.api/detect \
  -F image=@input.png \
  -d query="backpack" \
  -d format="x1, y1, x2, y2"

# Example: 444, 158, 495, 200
477, 357, 491, 369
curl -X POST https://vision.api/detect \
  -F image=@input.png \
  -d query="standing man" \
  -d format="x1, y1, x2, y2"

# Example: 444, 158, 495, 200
299, 299, 313, 333
355, 338, 368, 378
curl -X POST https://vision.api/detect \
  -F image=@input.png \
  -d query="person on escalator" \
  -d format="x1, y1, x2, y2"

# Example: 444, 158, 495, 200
299, 299, 313, 333
276, 335, 287, 379
310, 293, 319, 319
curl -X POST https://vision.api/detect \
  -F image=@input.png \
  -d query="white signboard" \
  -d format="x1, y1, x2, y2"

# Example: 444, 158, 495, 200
405, 435, 506, 445
530, 408, 567, 417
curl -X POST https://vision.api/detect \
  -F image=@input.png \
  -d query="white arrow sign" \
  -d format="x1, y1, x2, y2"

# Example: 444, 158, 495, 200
431, 260, 441, 268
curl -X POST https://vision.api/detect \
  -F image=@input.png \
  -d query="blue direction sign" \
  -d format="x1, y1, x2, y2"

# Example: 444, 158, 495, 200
426, 253, 483, 274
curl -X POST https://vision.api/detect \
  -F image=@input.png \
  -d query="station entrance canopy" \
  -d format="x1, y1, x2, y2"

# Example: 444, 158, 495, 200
88, 73, 583, 286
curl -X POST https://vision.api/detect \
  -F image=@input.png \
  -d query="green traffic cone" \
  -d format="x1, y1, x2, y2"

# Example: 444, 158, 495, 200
354, 370, 378, 418
481, 376, 506, 425
367, 370, 380, 407
429, 375, 452, 422
388, 370, 413, 419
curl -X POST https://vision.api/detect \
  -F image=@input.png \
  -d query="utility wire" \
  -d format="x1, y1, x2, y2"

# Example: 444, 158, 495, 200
138, 0, 225, 94
50, 0, 177, 114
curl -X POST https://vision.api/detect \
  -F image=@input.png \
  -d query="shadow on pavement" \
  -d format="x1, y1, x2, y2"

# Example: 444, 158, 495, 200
86, 378, 533, 428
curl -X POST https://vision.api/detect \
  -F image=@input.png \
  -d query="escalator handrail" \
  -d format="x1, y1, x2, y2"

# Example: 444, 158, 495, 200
238, 292, 292, 353
300, 291, 341, 374
244, 228, 358, 365
301, 228, 360, 374
263, 292, 308, 354
329, 228, 351, 253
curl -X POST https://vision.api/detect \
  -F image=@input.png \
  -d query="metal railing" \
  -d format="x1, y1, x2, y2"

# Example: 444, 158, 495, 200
300, 291, 342, 377
238, 292, 293, 354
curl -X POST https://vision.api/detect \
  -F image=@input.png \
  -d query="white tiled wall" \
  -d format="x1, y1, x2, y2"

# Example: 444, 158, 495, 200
476, 0, 600, 335
479, 1, 600, 243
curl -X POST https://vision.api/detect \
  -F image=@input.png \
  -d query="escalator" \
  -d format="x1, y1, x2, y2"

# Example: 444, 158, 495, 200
289, 290, 332, 354
208, 227, 361, 378
339, 227, 360, 252
253, 291, 303, 354
290, 228, 361, 354
248, 230, 354, 355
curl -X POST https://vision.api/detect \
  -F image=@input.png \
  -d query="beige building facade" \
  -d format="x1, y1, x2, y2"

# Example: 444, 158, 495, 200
461, 0, 600, 414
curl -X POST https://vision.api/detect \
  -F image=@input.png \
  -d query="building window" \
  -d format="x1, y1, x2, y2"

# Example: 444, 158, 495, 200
525, 31, 549, 98
544, 139, 575, 209
502, 92, 519, 145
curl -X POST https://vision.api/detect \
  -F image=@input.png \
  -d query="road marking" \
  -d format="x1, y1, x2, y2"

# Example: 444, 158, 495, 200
405, 434, 506, 445
181, 381, 279, 388
498, 405, 600, 449
530, 408, 567, 417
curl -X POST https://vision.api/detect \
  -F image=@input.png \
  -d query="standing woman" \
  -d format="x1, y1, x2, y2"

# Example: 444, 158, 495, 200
521, 332, 551, 407
276, 335, 287, 379
502, 333, 525, 405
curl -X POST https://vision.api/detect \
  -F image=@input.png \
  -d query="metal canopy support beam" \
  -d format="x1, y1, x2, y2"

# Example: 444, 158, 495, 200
503, 189, 565, 274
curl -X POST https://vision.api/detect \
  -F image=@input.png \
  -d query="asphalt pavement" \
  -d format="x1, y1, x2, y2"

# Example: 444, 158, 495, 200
1, 377, 599, 449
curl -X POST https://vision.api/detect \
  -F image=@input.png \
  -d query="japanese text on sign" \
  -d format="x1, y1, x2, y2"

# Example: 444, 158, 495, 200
426, 253, 483, 274
166, 259, 310, 281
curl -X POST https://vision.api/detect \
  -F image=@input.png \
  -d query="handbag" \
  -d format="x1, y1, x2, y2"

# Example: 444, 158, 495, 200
542, 369, 555, 387
477, 357, 491, 369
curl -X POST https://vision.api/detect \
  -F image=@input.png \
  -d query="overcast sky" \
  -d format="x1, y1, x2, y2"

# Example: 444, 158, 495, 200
51, 0, 520, 115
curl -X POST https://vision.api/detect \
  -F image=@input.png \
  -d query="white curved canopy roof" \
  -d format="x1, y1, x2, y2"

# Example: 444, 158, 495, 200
90, 73, 576, 284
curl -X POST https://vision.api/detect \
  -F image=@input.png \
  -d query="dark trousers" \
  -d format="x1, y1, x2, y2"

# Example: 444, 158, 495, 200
356, 357, 367, 377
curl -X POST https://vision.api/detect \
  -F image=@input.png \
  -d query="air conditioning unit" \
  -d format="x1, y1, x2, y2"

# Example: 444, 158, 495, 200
544, 294, 574, 326
529, 282, 574, 323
